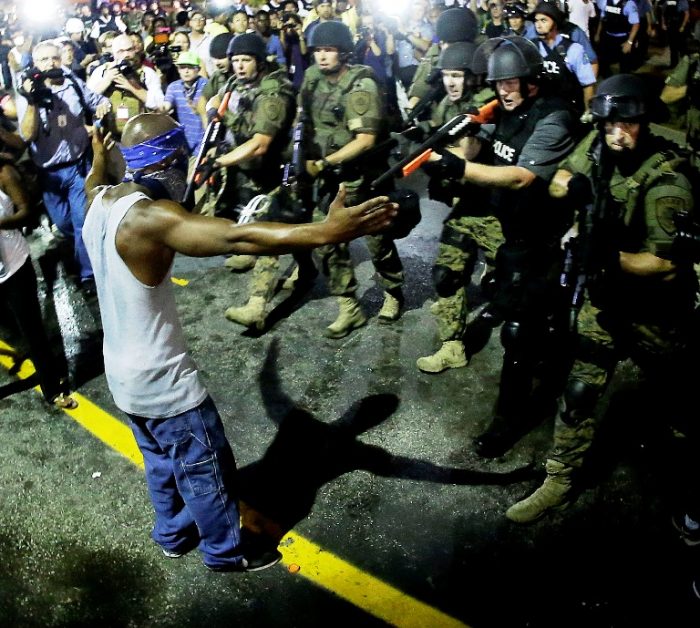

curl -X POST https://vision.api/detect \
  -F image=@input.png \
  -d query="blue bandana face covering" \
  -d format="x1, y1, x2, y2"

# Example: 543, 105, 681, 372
120, 126, 189, 201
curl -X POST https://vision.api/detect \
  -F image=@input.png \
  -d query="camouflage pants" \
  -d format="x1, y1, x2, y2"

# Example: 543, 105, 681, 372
311, 180, 404, 296
199, 167, 267, 219
550, 299, 697, 470
432, 214, 503, 342
245, 190, 315, 300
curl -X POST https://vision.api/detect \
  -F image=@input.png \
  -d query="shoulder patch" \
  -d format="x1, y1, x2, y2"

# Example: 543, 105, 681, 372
348, 90, 371, 116
656, 196, 687, 235
261, 98, 283, 122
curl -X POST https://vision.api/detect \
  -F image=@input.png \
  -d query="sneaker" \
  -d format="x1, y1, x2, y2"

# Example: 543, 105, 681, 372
162, 548, 186, 559
672, 513, 700, 546
206, 548, 282, 573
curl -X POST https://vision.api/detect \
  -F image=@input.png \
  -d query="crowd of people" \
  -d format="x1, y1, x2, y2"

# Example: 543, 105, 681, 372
0, 0, 700, 594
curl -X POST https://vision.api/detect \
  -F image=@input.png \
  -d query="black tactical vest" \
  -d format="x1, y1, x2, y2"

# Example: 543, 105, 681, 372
602, 0, 630, 34
539, 37, 582, 112
491, 95, 571, 242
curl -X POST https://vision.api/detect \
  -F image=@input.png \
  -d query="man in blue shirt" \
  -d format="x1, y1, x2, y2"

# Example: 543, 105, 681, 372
160, 50, 208, 155
16, 40, 110, 294
532, 2, 596, 113
255, 9, 287, 68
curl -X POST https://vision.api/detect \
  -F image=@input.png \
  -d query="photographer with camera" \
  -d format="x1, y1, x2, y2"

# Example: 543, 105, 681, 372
16, 40, 111, 294
280, 11, 307, 90
64, 18, 98, 82
87, 33, 165, 138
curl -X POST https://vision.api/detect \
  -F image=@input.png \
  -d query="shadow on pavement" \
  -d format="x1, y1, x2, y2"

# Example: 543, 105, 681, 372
238, 339, 534, 543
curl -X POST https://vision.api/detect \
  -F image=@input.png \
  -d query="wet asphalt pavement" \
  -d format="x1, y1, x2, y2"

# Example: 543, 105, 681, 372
1, 103, 699, 626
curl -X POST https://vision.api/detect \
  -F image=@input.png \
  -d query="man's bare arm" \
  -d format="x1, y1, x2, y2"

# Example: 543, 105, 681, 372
136, 186, 397, 257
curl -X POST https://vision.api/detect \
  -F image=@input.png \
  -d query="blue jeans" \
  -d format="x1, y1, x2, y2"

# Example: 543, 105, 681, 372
127, 396, 244, 568
40, 157, 93, 282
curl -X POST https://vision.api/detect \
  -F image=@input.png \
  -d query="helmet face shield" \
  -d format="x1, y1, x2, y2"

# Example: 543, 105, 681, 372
589, 94, 646, 121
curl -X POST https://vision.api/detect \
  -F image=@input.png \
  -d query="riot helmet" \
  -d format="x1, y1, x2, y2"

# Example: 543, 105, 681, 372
503, 3, 528, 19
437, 41, 476, 71
308, 21, 354, 53
436, 7, 478, 43
532, 1, 566, 29
227, 32, 268, 63
472, 36, 543, 82
590, 74, 669, 123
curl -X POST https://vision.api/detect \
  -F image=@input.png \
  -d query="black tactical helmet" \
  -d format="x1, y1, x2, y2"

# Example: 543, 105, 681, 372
436, 7, 478, 43
472, 36, 543, 82
227, 32, 268, 61
504, 3, 528, 19
590, 74, 669, 123
210, 32, 234, 59
437, 41, 476, 71
309, 21, 354, 53
532, 1, 566, 29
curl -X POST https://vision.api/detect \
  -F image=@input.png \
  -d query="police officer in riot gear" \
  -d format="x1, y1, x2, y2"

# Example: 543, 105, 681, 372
531, 1, 596, 114
507, 74, 699, 524
406, 7, 479, 117
301, 21, 405, 338
416, 42, 505, 373
429, 36, 578, 458
202, 33, 298, 329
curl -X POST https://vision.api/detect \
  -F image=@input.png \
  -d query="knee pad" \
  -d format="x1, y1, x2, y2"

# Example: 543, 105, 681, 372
560, 379, 599, 426
433, 264, 462, 298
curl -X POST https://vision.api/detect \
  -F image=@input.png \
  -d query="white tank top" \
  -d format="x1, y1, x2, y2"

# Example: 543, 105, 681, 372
83, 189, 207, 417
0, 186, 30, 284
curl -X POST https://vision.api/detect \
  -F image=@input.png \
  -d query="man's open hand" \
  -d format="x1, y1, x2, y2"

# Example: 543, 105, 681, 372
325, 184, 398, 242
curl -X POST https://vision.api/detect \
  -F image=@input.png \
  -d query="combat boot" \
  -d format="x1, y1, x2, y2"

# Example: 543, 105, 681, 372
378, 290, 403, 323
416, 340, 468, 373
225, 296, 267, 330
225, 254, 256, 272
505, 460, 574, 524
473, 414, 523, 458
325, 297, 367, 339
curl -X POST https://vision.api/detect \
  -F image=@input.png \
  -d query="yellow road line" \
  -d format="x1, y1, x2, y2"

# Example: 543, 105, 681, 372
0, 339, 468, 628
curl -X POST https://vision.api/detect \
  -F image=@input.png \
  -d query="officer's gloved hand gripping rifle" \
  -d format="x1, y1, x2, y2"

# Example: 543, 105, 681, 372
558, 136, 617, 333
182, 77, 235, 204
370, 98, 500, 190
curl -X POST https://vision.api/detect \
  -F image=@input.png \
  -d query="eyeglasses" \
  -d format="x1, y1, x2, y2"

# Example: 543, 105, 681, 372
191, 17, 205, 22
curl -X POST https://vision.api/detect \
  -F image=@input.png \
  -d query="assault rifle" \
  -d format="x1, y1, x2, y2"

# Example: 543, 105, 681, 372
370, 99, 499, 189
559, 137, 617, 332
281, 106, 307, 194
406, 68, 445, 126
182, 78, 235, 204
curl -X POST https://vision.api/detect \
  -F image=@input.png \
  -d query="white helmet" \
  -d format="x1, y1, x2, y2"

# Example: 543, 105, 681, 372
65, 18, 85, 34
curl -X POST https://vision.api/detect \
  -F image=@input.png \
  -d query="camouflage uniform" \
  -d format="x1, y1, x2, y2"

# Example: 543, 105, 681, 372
665, 53, 700, 166
217, 69, 297, 320
427, 88, 504, 344
407, 43, 441, 104
508, 129, 699, 522
301, 63, 404, 298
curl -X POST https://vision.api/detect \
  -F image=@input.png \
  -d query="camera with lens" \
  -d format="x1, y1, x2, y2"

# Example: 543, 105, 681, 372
149, 44, 174, 72
100, 51, 114, 64
18, 66, 62, 109
673, 209, 700, 263
115, 59, 138, 79
359, 26, 373, 40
